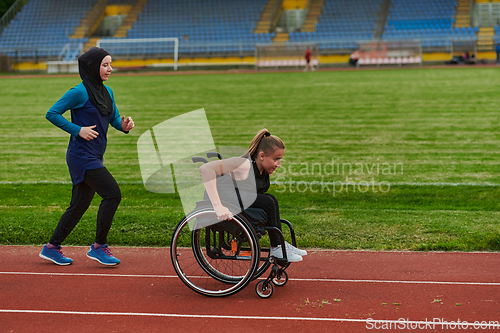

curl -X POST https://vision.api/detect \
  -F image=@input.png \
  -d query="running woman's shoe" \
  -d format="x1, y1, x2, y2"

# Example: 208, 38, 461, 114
86, 244, 120, 266
39, 245, 73, 265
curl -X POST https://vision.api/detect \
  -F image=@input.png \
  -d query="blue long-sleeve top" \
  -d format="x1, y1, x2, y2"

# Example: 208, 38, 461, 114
46, 82, 127, 185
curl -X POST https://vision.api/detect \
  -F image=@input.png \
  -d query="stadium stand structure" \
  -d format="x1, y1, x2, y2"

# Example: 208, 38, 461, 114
288, 0, 383, 51
382, 0, 477, 48
0, 0, 92, 60
71, 0, 107, 40
120, 0, 273, 57
454, 0, 472, 28
476, 1, 500, 51
301, 0, 325, 33
2, 0, 500, 71
254, 0, 283, 34
0, 0, 274, 60
113, 0, 147, 38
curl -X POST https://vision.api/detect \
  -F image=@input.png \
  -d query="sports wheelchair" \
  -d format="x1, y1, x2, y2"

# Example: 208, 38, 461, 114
170, 152, 299, 298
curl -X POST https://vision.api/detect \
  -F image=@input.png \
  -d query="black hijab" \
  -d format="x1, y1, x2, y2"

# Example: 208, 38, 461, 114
78, 47, 113, 116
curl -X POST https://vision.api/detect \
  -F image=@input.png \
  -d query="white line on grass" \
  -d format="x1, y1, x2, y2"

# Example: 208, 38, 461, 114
1, 180, 500, 186
1, 271, 499, 286
0, 309, 499, 328
3, 180, 500, 187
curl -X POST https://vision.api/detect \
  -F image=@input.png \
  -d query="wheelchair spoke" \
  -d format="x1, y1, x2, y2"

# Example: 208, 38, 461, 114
171, 209, 260, 297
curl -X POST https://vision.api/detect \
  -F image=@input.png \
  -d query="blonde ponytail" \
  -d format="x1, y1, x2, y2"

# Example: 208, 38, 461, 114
245, 128, 285, 158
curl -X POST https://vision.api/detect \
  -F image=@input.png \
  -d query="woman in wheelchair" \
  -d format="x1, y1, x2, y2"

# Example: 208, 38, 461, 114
199, 129, 307, 262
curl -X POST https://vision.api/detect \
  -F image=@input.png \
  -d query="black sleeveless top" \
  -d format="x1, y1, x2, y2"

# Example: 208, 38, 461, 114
204, 157, 269, 206
251, 158, 270, 194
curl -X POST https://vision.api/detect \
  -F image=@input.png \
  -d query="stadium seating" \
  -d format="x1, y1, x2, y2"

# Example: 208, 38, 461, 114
0, 0, 91, 58
383, 0, 477, 48
289, 0, 382, 50
0, 0, 273, 59
122, 0, 273, 55
0, 0, 483, 62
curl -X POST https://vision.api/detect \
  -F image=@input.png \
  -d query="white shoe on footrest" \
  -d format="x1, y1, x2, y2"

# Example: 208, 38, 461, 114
285, 241, 308, 256
270, 245, 303, 262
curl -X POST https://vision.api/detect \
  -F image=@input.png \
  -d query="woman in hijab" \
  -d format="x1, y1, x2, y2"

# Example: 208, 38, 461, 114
40, 47, 135, 266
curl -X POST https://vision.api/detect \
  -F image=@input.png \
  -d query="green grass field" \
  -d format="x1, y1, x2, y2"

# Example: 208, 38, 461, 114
2, 67, 500, 250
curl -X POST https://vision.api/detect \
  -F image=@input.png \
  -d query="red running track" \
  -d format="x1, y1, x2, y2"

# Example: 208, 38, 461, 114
1, 246, 499, 332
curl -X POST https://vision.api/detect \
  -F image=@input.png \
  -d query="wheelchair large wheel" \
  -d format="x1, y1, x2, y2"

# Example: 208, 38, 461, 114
171, 207, 260, 297
191, 213, 270, 282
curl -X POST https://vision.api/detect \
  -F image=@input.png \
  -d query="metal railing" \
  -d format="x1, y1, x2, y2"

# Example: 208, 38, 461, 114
58, 42, 83, 61
0, 37, 481, 65
95, 40, 257, 59
473, 3, 500, 27
0, 46, 66, 63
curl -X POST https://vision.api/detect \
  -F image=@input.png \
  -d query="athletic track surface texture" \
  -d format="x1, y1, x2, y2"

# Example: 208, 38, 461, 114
1, 246, 499, 332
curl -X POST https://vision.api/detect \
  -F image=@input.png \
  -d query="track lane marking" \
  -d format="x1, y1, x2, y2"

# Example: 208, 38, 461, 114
0, 309, 499, 328
1, 271, 499, 286
0, 271, 177, 278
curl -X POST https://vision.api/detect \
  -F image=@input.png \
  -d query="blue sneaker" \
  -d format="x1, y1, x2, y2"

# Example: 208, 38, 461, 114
86, 244, 120, 266
39, 245, 73, 265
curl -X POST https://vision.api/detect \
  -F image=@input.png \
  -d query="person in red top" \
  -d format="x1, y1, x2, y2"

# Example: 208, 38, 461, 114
304, 47, 314, 72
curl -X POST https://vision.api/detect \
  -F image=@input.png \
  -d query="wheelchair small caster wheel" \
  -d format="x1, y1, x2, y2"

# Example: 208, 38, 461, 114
272, 270, 288, 287
256, 280, 274, 298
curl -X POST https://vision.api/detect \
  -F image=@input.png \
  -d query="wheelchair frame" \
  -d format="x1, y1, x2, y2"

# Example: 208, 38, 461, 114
170, 152, 298, 298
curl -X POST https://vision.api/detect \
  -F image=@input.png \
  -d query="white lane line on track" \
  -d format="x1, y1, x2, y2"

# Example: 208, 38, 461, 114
290, 278, 500, 286
0, 271, 177, 278
1, 271, 499, 286
0, 309, 499, 328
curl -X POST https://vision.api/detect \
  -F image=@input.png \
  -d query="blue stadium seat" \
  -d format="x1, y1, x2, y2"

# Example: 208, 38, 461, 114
0, 0, 94, 58
382, 0, 470, 46
0, 0, 476, 59
288, 0, 383, 51
121, 0, 270, 55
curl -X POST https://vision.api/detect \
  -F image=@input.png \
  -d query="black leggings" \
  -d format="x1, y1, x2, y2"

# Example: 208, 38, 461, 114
49, 167, 121, 246
249, 193, 282, 247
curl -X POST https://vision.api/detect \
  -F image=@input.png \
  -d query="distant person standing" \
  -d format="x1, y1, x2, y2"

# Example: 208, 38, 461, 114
304, 47, 314, 71
349, 51, 360, 66
40, 47, 135, 266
